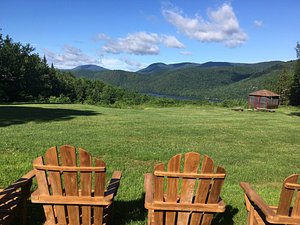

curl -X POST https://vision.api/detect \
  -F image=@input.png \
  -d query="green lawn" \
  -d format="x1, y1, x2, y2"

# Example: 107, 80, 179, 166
0, 104, 299, 225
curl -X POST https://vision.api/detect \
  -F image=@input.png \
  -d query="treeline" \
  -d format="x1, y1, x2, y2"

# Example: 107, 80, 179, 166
0, 33, 151, 106
1, 33, 299, 107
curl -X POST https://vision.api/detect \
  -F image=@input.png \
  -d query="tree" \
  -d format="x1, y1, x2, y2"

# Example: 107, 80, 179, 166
0, 34, 50, 101
276, 67, 292, 104
289, 42, 300, 106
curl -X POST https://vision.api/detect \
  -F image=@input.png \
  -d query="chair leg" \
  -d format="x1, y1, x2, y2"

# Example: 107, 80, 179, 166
148, 209, 154, 225
248, 205, 254, 225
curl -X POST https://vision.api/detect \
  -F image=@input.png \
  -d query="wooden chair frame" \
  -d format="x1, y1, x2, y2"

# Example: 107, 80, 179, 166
144, 152, 226, 225
240, 174, 300, 225
31, 145, 121, 225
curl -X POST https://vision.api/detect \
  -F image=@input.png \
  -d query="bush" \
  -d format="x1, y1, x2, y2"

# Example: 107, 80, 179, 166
48, 94, 71, 104
220, 99, 247, 108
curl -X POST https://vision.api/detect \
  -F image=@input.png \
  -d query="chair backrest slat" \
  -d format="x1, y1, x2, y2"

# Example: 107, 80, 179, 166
34, 156, 56, 224
277, 174, 298, 216
60, 145, 80, 225
165, 154, 181, 225
94, 158, 106, 225
201, 166, 226, 225
291, 190, 300, 217
190, 155, 214, 225
177, 152, 201, 225
45, 146, 67, 225
79, 148, 92, 225
154, 163, 165, 225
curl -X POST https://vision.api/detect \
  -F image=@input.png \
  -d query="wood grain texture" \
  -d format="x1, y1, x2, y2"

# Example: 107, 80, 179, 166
94, 158, 106, 225
33, 156, 55, 224
201, 166, 226, 225
177, 152, 200, 225
45, 146, 67, 225
79, 148, 92, 225
166, 154, 181, 225
60, 145, 80, 225
190, 155, 214, 225
154, 163, 165, 225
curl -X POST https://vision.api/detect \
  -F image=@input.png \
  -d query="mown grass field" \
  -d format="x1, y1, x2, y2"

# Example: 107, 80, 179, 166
0, 104, 299, 225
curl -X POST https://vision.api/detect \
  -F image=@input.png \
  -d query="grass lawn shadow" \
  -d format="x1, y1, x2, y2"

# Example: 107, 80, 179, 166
112, 194, 147, 225
212, 205, 239, 225
289, 111, 300, 117
0, 105, 100, 127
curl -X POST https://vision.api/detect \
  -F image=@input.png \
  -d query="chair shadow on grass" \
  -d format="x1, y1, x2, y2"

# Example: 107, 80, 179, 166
0, 105, 100, 127
112, 194, 238, 225
23, 195, 147, 225
24, 196, 238, 225
212, 205, 239, 225
111, 194, 147, 225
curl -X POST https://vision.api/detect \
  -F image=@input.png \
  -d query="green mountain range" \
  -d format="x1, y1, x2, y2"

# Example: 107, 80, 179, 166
70, 61, 295, 100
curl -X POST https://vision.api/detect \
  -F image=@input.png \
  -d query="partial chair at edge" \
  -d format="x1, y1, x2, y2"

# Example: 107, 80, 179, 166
240, 174, 300, 225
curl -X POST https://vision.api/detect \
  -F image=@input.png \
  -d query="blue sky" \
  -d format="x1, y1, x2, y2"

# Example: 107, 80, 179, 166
1, 0, 299, 71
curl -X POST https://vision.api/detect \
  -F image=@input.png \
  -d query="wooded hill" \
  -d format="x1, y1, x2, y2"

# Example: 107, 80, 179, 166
71, 61, 295, 101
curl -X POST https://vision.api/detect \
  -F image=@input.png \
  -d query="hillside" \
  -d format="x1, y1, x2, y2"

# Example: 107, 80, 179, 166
71, 61, 295, 100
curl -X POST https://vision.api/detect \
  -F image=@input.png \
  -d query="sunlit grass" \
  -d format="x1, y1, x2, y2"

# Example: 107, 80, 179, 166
0, 104, 299, 224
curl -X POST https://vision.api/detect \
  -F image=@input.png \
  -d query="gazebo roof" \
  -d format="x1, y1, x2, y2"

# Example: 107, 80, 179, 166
249, 89, 280, 97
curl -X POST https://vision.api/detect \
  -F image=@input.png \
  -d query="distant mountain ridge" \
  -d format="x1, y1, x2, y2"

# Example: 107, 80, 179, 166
70, 60, 294, 100
71, 64, 108, 71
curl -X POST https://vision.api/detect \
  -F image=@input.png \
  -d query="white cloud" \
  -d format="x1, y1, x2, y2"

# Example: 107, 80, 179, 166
101, 32, 184, 55
93, 33, 111, 41
44, 45, 99, 69
254, 20, 263, 28
161, 35, 185, 48
180, 51, 193, 56
122, 57, 145, 70
99, 56, 144, 71
162, 3, 247, 47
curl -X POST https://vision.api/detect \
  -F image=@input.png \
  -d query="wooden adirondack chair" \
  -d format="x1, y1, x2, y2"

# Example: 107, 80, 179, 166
0, 170, 35, 225
240, 174, 300, 225
144, 152, 226, 225
31, 145, 121, 225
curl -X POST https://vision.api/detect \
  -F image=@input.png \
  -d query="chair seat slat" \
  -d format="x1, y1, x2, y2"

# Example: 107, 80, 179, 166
33, 164, 106, 172
31, 192, 110, 206
154, 171, 225, 179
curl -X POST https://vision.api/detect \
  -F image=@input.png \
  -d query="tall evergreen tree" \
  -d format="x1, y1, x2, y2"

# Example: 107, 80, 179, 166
289, 42, 300, 106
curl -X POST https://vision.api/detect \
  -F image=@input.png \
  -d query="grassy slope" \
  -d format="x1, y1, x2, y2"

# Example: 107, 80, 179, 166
0, 104, 299, 224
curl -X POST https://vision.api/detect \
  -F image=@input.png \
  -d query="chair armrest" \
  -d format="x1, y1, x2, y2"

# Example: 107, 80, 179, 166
21, 170, 36, 180
144, 173, 154, 208
0, 170, 35, 198
104, 171, 122, 201
240, 182, 276, 219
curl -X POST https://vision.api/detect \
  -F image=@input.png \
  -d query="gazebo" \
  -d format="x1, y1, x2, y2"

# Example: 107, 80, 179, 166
248, 89, 280, 109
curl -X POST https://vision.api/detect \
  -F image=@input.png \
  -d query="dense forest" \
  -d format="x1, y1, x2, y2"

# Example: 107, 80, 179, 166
0, 33, 152, 106
1, 33, 299, 106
